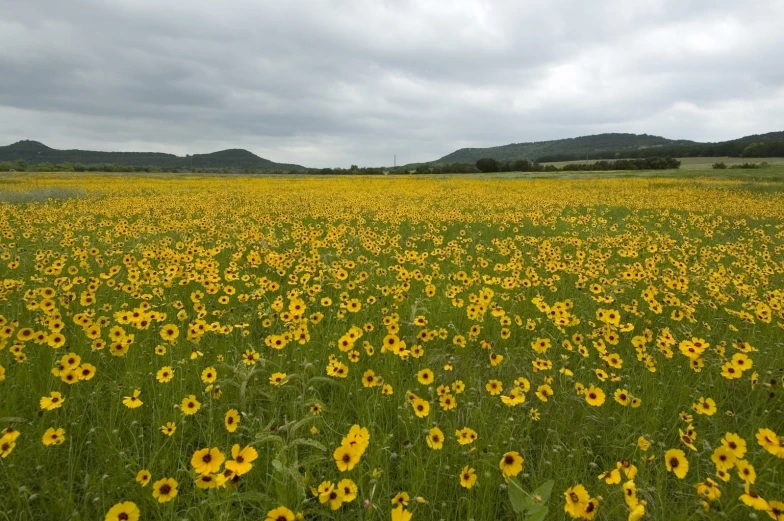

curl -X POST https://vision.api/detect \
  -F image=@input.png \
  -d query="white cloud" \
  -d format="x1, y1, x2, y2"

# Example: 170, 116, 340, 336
0, 0, 782, 167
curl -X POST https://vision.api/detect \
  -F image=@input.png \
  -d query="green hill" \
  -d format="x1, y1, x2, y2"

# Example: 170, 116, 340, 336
435, 133, 696, 163
433, 131, 784, 164
0, 140, 306, 172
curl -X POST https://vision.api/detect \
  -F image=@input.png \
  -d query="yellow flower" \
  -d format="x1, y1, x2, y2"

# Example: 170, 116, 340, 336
1, 433, 17, 458
270, 372, 287, 385
135, 469, 151, 486
391, 505, 412, 521
225, 409, 240, 432
735, 459, 756, 484
161, 422, 176, 436
156, 366, 174, 383
122, 389, 143, 409
181, 395, 201, 415
693, 397, 717, 416
459, 466, 477, 489
711, 446, 737, 470
426, 427, 444, 450
455, 427, 478, 445
721, 432, 747, 459
740, 490, 770, 511
584, 386, 605, 406
225, 444, 258, 476
411, 398, 430, 418
40, 391, 65, 411
333, 445, 360, 472
201, 366, 217, 384
499, 451, 524, 477
195, 474, 220, 489
417, 368, 434, 385
42, 427, 65, 446
756, 428, 781, 456
664, 449, 689, 479
191, 447, 225, 475
152, 477, 178, 503
486, 379, 503, 395
160, 324, 179, 342
564, 484, 590, 519
337, 478, 358, 502
265, 506, 296, 521
318, 480, 345, 510
628, 502, 646, 521
104, 501, 139, 521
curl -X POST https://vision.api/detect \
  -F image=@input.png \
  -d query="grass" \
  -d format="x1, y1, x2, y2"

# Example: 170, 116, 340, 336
0, 186, 86, 204
0, 174, 782, 521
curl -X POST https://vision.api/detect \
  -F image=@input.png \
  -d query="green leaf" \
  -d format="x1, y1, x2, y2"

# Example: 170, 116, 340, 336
287, 415, 318, 436
0, 417, 26, 424
286, 437, 327, 452
506, 476, 528, 514
531, 480, 554, 503
525, 506, 549, 521
255, 434, 285, 450
223, 491, 272, 503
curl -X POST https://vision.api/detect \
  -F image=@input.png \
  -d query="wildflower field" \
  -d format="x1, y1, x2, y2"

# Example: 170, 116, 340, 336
1, 173, 783, 521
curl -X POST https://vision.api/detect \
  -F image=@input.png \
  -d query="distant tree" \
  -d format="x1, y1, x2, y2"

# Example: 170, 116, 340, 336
475, 158, 500, 173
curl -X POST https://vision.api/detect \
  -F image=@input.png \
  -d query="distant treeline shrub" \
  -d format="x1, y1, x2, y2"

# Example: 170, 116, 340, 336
714, 162, 765, 170
560, 157, 681, 171
0, 156, 680, 176
0, 160, 297, 175
470, 156, 679, 173
537, 139, 784, 162
730, 163, 763, 169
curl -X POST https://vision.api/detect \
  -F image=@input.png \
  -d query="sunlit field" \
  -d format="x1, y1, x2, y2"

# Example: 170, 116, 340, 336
1, 173, 783, 521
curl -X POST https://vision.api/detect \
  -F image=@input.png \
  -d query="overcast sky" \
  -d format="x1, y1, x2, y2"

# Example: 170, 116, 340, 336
1, 0, 783, 167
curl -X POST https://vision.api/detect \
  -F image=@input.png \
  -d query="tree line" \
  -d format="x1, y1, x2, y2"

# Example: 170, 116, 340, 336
0, 160, 296, 175
537, 140, 784, 163
472, 156, 680, 173
0, 156, 681, 175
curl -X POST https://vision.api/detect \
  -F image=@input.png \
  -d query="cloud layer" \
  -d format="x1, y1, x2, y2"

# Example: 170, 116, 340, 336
1, 0, 782, 167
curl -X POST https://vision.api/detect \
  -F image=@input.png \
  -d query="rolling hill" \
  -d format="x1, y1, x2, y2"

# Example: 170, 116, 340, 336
435, 133, 696, 163
433, 131, 784, 164
0, 140, 306, 172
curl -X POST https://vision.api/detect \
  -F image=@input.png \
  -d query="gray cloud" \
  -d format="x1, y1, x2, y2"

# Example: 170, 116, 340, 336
1, 0, 782, 167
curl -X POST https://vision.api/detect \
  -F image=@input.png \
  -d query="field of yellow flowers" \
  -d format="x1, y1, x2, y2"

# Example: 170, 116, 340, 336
1, 173, 783, 521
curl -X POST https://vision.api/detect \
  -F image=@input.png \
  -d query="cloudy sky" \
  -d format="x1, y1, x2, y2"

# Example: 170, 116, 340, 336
1, 0, 783, 167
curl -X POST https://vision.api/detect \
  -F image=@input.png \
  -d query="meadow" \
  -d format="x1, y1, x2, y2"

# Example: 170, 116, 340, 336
1, 172, 783, 521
